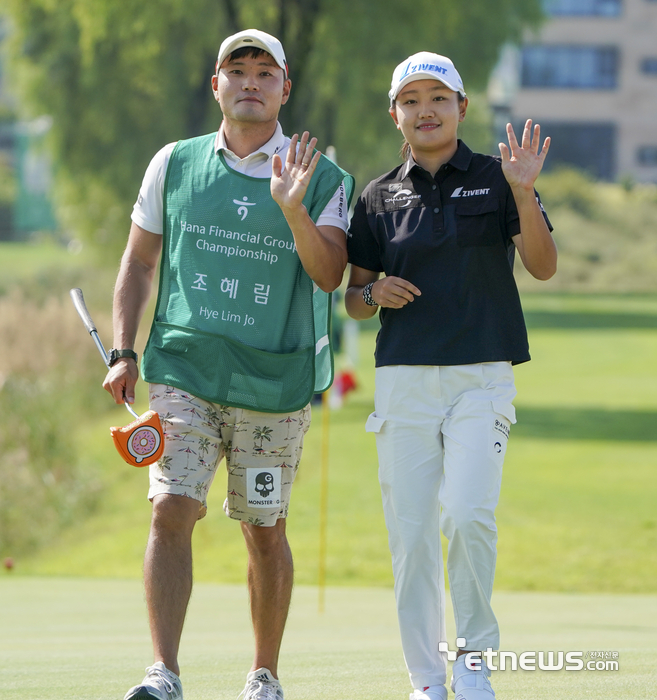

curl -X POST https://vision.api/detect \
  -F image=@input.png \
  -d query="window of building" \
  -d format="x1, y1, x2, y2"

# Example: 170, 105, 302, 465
637, 147, 657, 166
521, 45, 619, 88
544, 0, 622, 16
533, 122, 616, 180
640, 57, 657, 74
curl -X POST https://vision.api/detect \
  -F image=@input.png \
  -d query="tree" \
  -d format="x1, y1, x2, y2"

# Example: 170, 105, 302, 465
3, 0, 543, 253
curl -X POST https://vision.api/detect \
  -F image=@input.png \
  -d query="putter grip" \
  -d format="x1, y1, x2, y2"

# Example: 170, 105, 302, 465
70, 288, 97, 334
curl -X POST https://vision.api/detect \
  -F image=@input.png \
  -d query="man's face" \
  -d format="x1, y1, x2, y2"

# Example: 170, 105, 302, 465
390, 80, 467, 154
212, 53, 291, 125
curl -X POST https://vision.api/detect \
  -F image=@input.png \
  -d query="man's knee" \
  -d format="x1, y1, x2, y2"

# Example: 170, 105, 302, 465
241, 518, 288, 554
151, 493, 201, 537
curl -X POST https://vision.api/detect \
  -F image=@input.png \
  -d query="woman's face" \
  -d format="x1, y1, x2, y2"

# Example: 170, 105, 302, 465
390, 79, 467, 156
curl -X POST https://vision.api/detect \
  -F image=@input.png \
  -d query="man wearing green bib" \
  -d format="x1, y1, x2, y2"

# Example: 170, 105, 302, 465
103, 29, 354, 700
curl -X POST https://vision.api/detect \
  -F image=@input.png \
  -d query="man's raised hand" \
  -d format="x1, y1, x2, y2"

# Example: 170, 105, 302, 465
271, 131, 322, 211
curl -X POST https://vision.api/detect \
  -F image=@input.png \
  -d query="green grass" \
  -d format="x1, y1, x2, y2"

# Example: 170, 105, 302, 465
0, 239, 77, 274
0, 239, 88, 292
13, 292, 657, 593
0, 577, 655, 699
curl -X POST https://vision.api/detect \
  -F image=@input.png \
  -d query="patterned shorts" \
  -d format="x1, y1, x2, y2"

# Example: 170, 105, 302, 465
147, 384, 311, 526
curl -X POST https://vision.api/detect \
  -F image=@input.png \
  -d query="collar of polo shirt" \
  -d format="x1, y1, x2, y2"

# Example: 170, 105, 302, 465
215, 121, 286, 162
400, 139, 473, 179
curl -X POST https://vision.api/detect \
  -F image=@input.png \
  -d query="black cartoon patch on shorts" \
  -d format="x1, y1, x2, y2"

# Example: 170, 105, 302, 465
246, 468, 281, 509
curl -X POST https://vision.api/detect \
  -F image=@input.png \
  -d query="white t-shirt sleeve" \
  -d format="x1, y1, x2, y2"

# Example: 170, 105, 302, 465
315, 179, 349, 232
131, 142, 177, 234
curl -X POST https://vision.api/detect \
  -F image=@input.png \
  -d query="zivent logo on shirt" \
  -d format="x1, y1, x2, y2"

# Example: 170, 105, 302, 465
384, 189, 421, 207
234, 196, 257, 221
451, 187, 491, 198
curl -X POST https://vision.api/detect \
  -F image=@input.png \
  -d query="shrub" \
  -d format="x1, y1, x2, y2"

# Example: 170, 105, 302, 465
0, 287, 110, 556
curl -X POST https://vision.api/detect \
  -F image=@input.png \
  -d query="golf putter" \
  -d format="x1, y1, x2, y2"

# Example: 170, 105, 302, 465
69, 288, 164, 467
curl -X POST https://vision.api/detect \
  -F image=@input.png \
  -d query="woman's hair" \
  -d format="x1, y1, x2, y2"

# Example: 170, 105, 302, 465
393, 91, 466, 161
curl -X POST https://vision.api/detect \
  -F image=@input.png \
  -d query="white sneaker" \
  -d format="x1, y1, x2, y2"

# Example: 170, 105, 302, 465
124, 662, 183, 700
239, 668, 284, 700
451, 655, 495, 700
410, 685, 448, 700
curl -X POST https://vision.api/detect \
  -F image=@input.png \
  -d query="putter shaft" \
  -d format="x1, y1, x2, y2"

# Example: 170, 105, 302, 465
70, 288, 140, 420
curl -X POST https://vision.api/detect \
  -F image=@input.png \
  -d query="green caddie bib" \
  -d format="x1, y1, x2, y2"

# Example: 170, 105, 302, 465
142, 132, 354, 413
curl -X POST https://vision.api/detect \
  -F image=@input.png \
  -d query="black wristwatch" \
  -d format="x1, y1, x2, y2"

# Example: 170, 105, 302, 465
363, 282, 378, 307
108, 348, 138, 367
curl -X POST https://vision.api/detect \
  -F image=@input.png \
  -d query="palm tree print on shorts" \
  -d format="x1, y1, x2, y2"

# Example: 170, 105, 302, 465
160, 412, 176, 429
197, 437, 212, 459
252, 426, 273, 450
203, 406, 221, 430
158, 455, 173, 472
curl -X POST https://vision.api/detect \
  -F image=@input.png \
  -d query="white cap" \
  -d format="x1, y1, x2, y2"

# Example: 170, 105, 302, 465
389, 52, 465, 104
216, 29, 288, 77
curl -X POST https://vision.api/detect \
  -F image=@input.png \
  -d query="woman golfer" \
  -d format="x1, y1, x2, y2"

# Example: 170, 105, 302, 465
345, 52, 557, 700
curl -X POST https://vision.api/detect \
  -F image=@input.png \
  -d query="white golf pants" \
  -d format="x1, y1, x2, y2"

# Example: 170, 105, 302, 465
366, 363, 517, 689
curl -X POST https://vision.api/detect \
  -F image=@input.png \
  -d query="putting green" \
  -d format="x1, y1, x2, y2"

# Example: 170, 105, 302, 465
0, 577, 655, 699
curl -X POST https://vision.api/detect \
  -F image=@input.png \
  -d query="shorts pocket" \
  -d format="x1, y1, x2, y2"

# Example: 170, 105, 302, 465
456, 199, 501, 247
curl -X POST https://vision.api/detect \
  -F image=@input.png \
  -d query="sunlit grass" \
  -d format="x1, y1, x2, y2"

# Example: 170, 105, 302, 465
16, 293, 657, 593
1, 577, 655, 700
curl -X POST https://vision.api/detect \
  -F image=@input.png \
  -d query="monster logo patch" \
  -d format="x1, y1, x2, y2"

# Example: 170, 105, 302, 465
246, 468, 281, 508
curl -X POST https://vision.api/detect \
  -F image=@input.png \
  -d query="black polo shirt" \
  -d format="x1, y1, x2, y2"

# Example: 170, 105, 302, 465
347, 140, 552, 367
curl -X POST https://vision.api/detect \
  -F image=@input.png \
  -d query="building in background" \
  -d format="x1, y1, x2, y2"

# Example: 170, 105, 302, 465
488, 0, 657, 182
